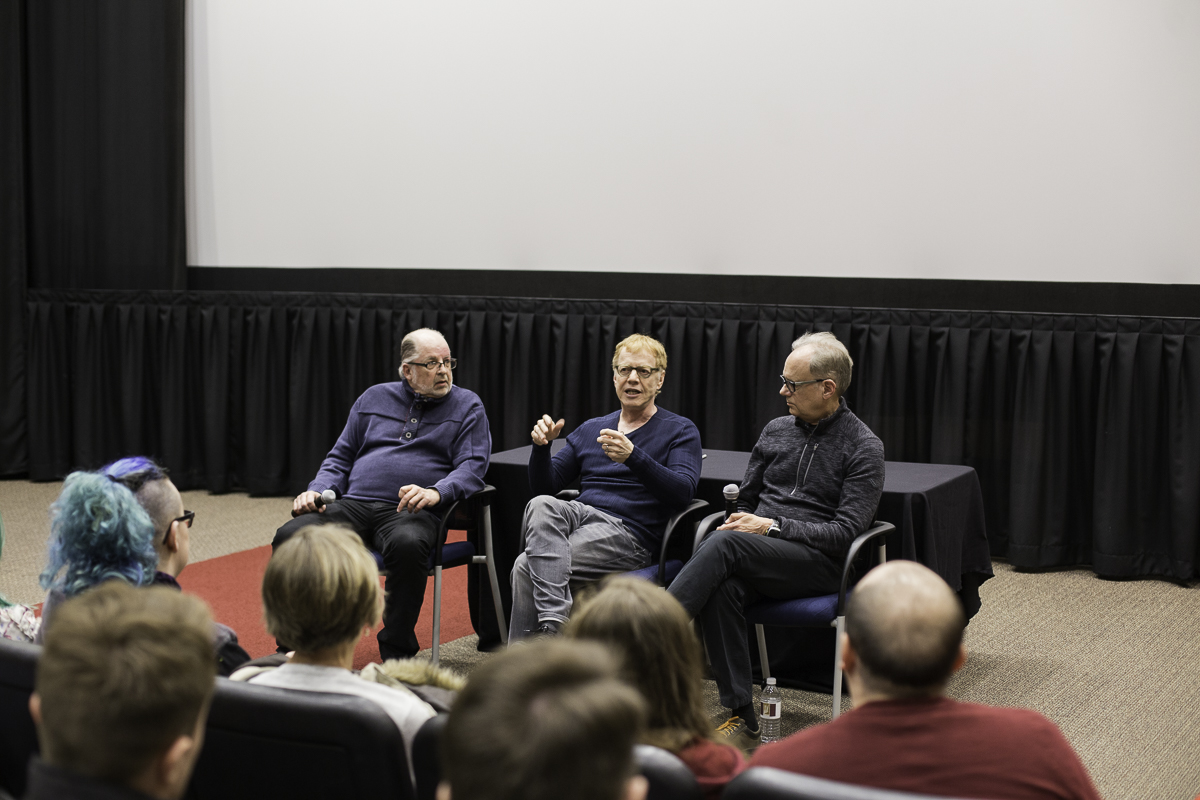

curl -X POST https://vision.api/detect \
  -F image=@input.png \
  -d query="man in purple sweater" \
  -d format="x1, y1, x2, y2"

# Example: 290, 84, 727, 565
509, 334, 703, 641
669, 331, 885, 746
275, 328, 491, 659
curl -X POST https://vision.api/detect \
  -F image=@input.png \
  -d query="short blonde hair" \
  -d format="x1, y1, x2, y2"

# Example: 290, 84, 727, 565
793, 331, 853, 398
611, 334, 667, 371
263, 525, 382, 652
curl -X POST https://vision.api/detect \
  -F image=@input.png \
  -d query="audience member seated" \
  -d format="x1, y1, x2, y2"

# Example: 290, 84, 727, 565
244, 525, 436, 779
25, 581, 216, 800
668, 331, 884, 746
510, 333, 702, 640
1, 513, 39, 642
750, 561, 1103, 800
35, 471, 159, 640
272, 327, 492, 660
101, 457, 250, 675
440, 638, 648, 800
567, 576, 746, 798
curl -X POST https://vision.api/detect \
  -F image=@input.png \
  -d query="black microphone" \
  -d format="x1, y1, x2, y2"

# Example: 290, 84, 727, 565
723, 484, 739, 522
292, 489, 337, 518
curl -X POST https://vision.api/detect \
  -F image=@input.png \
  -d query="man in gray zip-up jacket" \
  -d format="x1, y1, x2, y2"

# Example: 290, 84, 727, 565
669, 331, 885, 747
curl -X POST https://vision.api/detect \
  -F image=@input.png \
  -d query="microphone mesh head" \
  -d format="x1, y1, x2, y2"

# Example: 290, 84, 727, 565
321, 489, 337, 504
723, 483, 739, 500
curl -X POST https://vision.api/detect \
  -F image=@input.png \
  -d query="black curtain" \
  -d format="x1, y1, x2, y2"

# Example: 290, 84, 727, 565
0, 0, 184, 475
24, 290, 1200, 582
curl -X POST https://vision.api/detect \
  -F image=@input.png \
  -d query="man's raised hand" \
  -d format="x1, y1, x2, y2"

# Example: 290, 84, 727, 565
531, 414, 566, 446
398, 485, 441, 513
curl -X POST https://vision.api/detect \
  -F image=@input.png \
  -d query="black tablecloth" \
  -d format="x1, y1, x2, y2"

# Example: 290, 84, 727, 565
470, 444, 993, 690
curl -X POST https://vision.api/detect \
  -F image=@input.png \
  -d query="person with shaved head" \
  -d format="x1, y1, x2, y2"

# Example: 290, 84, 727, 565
751, 561, 1102, 800
273, 328, 492, 660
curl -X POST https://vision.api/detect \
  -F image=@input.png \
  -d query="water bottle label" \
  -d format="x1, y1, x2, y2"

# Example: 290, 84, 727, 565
760, 699, 781, 720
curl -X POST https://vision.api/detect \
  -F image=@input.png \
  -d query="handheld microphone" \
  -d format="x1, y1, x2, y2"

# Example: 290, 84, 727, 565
292, 489, 337, 518
723, 484, 739, 521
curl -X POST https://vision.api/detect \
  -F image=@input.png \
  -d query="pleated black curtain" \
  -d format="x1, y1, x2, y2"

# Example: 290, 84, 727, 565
24, 290, 1200, 582
0, 0, 185, 475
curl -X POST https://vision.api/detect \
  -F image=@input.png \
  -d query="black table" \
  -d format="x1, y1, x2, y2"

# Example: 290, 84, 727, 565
470, 444, 993, 689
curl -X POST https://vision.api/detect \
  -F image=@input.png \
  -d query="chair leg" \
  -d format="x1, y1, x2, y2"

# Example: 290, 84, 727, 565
756, 624, 771, 682
431, 566, 443, 665
877, 543, 886, 564
481, 508, 508, 644
832, 615, 845, 719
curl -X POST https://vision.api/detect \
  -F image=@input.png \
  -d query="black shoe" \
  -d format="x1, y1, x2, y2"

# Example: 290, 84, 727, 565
533, 622, 561, 638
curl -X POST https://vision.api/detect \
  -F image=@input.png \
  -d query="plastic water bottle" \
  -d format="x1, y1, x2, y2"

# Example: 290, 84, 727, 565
759, 677, 782, 744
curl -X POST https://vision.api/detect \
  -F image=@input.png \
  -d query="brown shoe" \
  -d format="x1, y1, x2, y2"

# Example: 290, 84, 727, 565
715, 715, 761, 752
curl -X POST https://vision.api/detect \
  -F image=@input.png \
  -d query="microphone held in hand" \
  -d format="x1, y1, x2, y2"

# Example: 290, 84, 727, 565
292, 489, 338, 518
723, 483, 739, 521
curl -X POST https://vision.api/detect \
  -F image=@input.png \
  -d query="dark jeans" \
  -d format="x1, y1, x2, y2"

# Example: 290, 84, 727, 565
273, 498, 440, 660
668, 530, 842, 709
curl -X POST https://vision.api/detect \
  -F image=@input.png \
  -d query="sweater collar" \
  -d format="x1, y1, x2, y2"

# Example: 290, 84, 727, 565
794, 397, 848, 435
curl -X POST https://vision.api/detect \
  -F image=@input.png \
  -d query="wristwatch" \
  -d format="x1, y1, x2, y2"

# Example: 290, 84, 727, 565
767, 520, 781, 538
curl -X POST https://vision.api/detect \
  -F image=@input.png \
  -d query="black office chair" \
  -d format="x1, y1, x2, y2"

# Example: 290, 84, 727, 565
692, 515, 894, 718
187, 678, 415, 800
635, 745, 703, 800
371, 485, 506, 663
0, 637, 39, 798
411, 713, 448, 800
724, 767, 977, 800
555, 490, 710, 586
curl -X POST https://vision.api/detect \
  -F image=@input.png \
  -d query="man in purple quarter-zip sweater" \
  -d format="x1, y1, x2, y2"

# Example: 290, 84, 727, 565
273, 328, 491, 660
509, 334, 703, 642
668, 331, 885, 749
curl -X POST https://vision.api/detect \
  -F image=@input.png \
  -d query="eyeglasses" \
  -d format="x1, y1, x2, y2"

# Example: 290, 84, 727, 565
614, 365, 662, 379
164, 510, 195, 542
407, 358, 457, 372
780, 375, 826, 394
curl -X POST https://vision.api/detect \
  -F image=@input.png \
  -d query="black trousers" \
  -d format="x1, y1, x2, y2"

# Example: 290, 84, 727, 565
273, 498, 440, 660
668, 530, 842, 709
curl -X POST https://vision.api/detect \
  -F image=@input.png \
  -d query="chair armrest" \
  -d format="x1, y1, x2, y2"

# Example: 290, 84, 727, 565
431, 485, 497, 568
656, 500, 710, 584
693, 511, 726, 555
835, 521, 894, 614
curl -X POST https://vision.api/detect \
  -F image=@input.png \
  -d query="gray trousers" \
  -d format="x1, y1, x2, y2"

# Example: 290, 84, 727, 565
668, 529, 842, 709
509, 496, 651, 640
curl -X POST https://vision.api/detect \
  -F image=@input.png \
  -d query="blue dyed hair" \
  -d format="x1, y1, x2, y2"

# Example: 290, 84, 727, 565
40, 471, 159, 598
101, 456, 170, 493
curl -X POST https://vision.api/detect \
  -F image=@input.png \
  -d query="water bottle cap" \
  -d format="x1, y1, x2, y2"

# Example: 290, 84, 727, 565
766, 677, 776, 685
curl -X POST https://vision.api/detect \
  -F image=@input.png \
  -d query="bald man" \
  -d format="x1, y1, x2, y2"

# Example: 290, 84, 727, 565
273, 328, 492, 660
751, 561, 1102, 800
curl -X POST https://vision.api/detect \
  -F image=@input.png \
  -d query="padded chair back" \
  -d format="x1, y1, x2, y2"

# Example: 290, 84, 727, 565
635, 744, 703, 800
186, 678, 414, 800
0, 637, 39, 798
411, 713, 447, 800
724, 767, 976, 800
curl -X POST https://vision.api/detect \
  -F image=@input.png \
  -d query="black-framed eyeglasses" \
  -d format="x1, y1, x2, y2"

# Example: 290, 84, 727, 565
614, 365, 662, 379
164, 510, 195, 542
407, 358, 457, 372
780, 375, 825, 394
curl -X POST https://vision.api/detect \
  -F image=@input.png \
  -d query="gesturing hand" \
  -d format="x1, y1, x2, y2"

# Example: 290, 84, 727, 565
597, 429, 634, 464
397, 485, 441, 514
717, 512, 773, 535
532, 414, 566, 446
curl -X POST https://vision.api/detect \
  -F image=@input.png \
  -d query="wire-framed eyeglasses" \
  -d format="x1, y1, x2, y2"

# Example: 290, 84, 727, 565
780, 375, 826, 394
614, 365, 663, 379
407, 358, 457, 372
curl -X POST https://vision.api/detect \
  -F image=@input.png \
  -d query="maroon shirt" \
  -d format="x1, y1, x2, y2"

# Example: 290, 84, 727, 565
750, 696, 1101, 800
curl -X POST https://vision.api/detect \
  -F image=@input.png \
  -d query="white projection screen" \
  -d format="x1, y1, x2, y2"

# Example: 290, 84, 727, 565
186, 1, 1200, 283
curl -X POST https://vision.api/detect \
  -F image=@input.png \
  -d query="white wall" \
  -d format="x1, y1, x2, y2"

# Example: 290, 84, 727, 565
187, 0, 1200, 283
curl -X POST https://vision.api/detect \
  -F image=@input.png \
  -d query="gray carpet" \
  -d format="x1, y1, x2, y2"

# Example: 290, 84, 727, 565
3, 478, 1199, 800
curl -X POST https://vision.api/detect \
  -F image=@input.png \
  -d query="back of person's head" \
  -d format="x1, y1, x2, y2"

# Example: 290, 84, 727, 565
441, 639, 648, 800
845, 561, 966, 698
40, 471, 159, 597
262, 525, 381, 653
792, 331, 853, 397
566, 576, 710, 751
102, 456, 177, 540
33, 581, 216, 793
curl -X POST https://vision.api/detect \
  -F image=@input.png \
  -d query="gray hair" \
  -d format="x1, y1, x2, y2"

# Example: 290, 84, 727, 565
792, 331, 852, 398
399, 328, 448, 365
